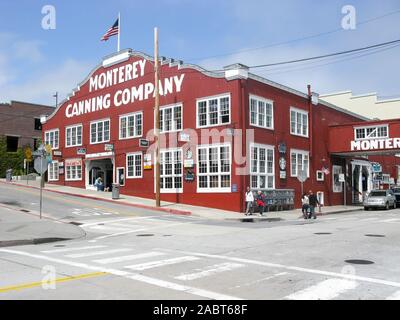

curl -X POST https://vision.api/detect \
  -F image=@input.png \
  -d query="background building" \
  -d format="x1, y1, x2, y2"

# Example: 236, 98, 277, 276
321, 91, 400, 120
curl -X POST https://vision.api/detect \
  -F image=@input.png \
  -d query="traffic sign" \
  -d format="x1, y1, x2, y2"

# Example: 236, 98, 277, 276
34, 157, 48, 174
297, 169, 308, 183
25, 147, 32, 161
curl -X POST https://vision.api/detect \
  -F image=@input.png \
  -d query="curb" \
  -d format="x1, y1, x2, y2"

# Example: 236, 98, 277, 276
0, 181, 192, 216
0, 237, 70, 248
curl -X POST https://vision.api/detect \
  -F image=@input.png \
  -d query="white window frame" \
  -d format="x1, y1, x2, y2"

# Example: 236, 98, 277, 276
90, 118, 110, 144
119, 112, 143, 140
44, 129, 59, 150
156, 148, 183, 193
290, 107, 309, 138
126, 152, 143, 179
332, 165, 343, 193
249, 95, 274, 130
316, 170, 325, 182
250, 143, 275, 190
196, 143, 231, 193
65, 124, 83, 148
354, 125, 389, 141
290, 149, 310, 178
196, 93, 231, 128
159, 103, 183, 134
48, 161, 59, 181
65, 160, 83, 181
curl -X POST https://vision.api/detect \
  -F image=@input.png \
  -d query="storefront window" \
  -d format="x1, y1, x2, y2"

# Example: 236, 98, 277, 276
159, 149, 183, 192
290, 149, 309, 177
197, 144, 231, 192
48, 161, 59, 181
65, 159, 82, 181
332, 165, 343, 193
250, 144, 275, 189
126, 153, 142, 178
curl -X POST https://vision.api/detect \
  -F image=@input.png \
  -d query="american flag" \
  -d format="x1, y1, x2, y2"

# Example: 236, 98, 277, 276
101, 18, 119, 41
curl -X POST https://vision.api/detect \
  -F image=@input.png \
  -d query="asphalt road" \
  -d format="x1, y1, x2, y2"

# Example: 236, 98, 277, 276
1, 183, 400, 300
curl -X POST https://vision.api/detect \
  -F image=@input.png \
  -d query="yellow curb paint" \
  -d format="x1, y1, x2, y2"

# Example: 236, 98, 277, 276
0, 272, 108, 293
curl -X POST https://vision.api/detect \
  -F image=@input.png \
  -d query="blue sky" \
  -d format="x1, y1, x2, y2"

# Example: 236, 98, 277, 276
0, 0, 399, 105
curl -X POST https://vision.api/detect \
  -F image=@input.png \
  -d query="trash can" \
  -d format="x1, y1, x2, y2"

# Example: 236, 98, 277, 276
112, 183, 120, 199
6, 169, 12, 182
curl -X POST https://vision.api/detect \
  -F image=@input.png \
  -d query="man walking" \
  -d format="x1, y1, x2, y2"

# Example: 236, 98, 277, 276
308, 190, 320, 219
245, 187, 254, 216
256, 190, 266, 216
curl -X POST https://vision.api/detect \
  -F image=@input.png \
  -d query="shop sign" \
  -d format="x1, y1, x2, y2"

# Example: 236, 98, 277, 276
184, 159, 194, 168
184, 171, 195, 182
231, 184, 238, 192
351, 138, 400, 151
140, 139, 150, 147
179, 133, 190, 142
65, 158, 82, 166
77, 148, 86, 155
53, 150, 62, 157
105, 144, 114, 152
371, 162, 382, 173
59, 168, 64, 175
278, 143, 287, 154
338, 174, 345, 182
280, 171, 287, 179
144, 154, 152, 170
85, 152, 113, 159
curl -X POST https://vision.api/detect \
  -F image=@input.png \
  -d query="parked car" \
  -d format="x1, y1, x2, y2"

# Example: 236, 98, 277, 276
391, 187, 400, 205
364, 190, 397, 210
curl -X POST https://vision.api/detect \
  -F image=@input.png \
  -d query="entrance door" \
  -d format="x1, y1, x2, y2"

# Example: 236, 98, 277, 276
117, 167, 125, 186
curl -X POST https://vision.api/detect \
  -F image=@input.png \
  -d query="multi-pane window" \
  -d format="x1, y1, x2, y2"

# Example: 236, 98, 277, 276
90, 119, 110, 144
290, 108, 309, 137
160, 149, 183, 192
66, 125, 82, 147
250, 96, 274, 129
126, 153, 142, 178
290, 150, 309, 177
120, 113, 142, 139
250, 144, 275, 189
197, 144, 231, 192
197, 95, 230, 128
65, 159, 82, 181
48, 161, 59, 181
355, 125, 388, 140
160, 104, 182, 133
44, 129, 59, 149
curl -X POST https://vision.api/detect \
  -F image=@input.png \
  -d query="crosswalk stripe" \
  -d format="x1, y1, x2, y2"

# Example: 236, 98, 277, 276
382, 218, 400, 223
65, 248, 132, 258
93, 252, 166, 265
125, 256, 200, 271
174, 263, 244, 281
41, 245, 107, 254
285, 278, 358, 300
80, 216, 160, 228
386, 290, 400, 300
88, 225, 131, 232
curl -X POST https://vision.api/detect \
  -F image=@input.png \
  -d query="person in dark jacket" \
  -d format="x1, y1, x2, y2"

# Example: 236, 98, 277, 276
256, 190, 266, 216
308, 190, 320, 219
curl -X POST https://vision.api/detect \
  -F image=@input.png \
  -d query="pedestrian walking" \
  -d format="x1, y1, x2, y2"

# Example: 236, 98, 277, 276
256, 190, 266, 216
95, 177, 104, 191
301, 193, 310, 219
308, 190, 320, 219
245, 187, 254, 216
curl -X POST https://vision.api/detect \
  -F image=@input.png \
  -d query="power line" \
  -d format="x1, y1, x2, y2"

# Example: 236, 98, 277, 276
183, 8, 400, 62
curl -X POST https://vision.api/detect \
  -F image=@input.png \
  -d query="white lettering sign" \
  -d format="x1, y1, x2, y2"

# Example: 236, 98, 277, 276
65, 58, 185, 118
351, 138, 400, 151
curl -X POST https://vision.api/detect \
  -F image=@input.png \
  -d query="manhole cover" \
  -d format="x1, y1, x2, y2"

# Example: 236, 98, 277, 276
20, 209, 30, 213
136, 234, 155, 237
314, 232, 332, 235
345, 259, 375, 265
365, 234, 386, 238
69, 222, 83, 226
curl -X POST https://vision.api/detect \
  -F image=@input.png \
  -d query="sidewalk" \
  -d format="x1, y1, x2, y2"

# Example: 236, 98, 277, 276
0, 204, 86, 247
1, 179, 363, 221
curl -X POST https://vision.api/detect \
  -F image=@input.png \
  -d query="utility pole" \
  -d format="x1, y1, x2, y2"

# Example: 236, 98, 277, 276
53, 92, 58, 108
154, 27, 161, 207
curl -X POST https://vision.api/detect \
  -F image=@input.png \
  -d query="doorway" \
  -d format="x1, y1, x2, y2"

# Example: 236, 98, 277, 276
85, 158, 114, 191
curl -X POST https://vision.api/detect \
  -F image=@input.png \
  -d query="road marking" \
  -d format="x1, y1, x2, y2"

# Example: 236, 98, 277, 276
88, 225, 132, 232
159, 249, 400, 289
93, 252, 166, 265
232, 272, 289, 289
0, 272, 107, 294
65, 248, 132, 258
382, 218, 400, 223
80, 216, 161, 228
0, 249, 241, 300
284, 278, 358, 300
41, 245, 107, 254
174, 263, 244, 281
386, 290, 400, 300
125, 256, 200, 271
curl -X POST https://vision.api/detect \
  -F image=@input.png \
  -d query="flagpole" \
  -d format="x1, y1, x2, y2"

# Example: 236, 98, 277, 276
117, 12, 121, 52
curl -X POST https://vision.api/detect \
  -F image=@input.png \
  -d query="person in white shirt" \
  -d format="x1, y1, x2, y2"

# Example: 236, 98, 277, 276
301, 193, 310, 219
245, 187, 254, 216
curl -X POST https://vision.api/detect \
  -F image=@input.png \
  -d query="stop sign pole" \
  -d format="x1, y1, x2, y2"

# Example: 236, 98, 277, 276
33, 145, 48, 219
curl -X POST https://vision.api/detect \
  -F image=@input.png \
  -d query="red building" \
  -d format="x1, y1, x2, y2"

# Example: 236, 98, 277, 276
42, 50, 400, 212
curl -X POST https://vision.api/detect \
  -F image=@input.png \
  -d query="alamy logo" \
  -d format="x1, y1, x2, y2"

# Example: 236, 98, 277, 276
41, 5, 56, 30
342, 5, 357, 30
